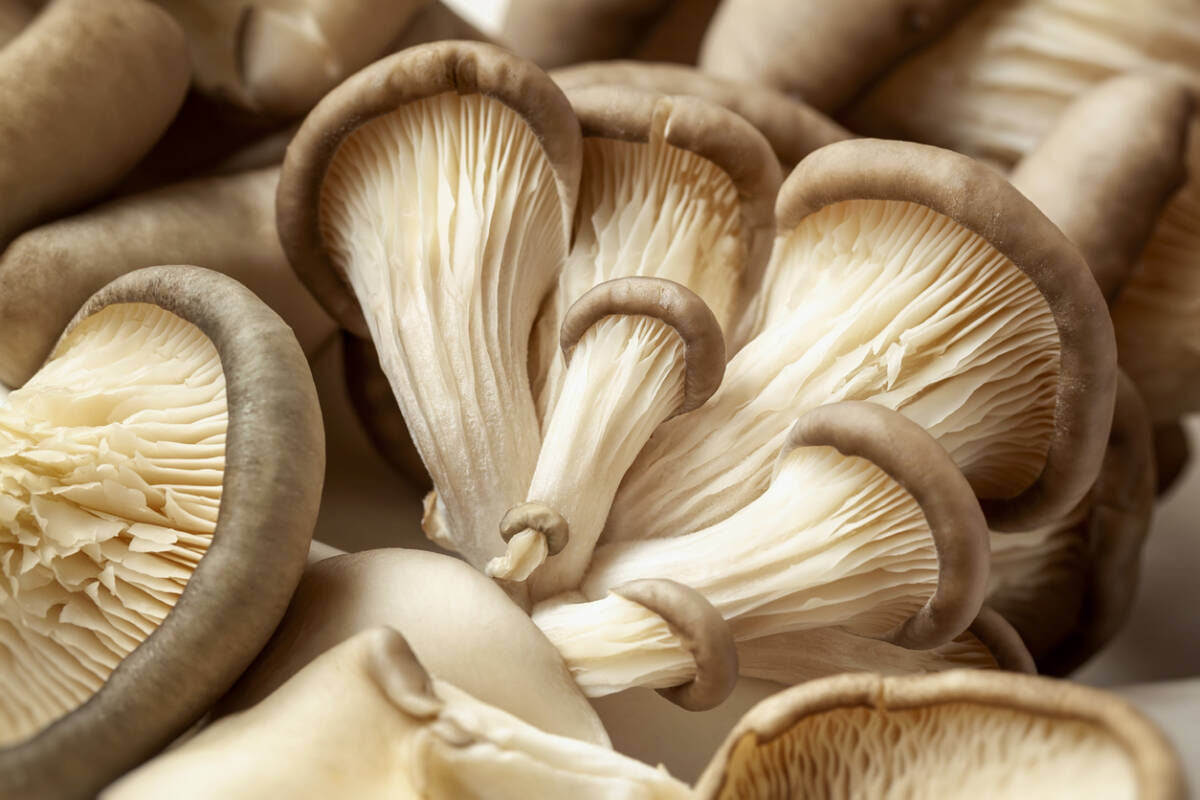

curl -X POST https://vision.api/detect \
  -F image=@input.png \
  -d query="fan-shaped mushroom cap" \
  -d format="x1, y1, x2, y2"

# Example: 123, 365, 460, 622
551, 61, 851, 169
737, 606, 1035, 684
0, 167, 336, 388
534, 402, 990, 697
693, 671, 1185, 799
698, 0, 977, 113
989, 372, 1155, 674
611, 138, 1114, 543
0, 266, 323, 799
502, 0, 720, 69
278, 41, 581, 571
154, 0, 486, 118
0, 0, 190, 246
219, 549, 608, 746
106, 627, 693, 800
1009, 74, 1192, 303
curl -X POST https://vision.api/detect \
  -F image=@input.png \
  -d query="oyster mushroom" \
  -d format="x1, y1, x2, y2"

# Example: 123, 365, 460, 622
532, 402, 990, 698
0, 0, 38, 46
698, 0, 978, 113
550, 61, 851, 169
693, 671, 1185, 799
0, 167, 337, 388
502, 0, 722, 69
105, 628, 692, 799
488, 277, 725, 596
218, 549, 609, 746
278, 41, 582, 571
0, 266, 323, 798
987, 372, 1155, 674
609, 138, 1114, 542
0, 0, 190, 245
154, 0, 487, 117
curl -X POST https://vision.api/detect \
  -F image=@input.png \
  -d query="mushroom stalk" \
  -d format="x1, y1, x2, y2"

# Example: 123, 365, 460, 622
487, 278, 724, 600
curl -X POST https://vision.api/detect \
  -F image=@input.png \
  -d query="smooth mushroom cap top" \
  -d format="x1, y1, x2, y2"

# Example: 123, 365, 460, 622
694, 671, 1185, 800
218, 549, 609, 747
550, 60, 851, 168
0, 266, 323, 799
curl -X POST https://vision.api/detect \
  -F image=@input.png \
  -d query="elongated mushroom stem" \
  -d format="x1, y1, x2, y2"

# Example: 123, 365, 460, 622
551, 61, 851, 169
1009, 74, 1193, 303
694, 670, 1185, 799
698, 0, 977, 112
488, 278, 724, 597
0, 266, 323, 799
106, 628, 693, 800
534, 402, 989, 697
0, 167, 336, 388
278, 42, 582, 571
610, 139, 1113, 542
0, 0, 190, 246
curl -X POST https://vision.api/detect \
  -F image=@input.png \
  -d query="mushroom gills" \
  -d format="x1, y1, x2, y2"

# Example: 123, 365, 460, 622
612, 198, 1060, 541
319, 90, 565, 570
0, 303, 225, 746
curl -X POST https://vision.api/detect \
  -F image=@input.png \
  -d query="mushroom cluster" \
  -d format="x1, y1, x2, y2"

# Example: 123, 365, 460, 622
0, 0, 1193, 795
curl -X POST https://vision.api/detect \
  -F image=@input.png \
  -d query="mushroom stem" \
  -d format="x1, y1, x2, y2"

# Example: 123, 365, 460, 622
488, 278, 724, 599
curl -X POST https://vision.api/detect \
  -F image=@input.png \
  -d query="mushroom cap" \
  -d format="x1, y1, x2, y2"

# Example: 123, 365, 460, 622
550, 60, 851, 167
0, 266, 323, 798
694, 670, 1186, 800
277, 40, 582, 338
560, 277, 726, 416
1009, 73, 1193, 303
779, 401, 990, 650
776, 138, 1116, 531
217, 549, 609, 747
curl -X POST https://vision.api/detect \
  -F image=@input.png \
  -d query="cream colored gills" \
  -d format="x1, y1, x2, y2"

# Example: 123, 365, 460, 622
716, 704, 1137, 800
319, 91, 565, 570
535, 446, 939, 696
0, 303, 226, 746
611, 199, 1060, 541
537, 135, 743, 420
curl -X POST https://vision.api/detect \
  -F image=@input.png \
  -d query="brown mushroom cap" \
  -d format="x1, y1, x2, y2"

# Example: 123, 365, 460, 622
0, 0, 190, 246
694, 670, 1185, 800
560, 277, 726, 417
217, 549, 608, 747
0, 0, 38, 47
277, 40, 582, 337
776, 138, 1115, 531
0, 266, 323, 798
698, 0, 978, 112
0, 167, 336, 388
1010, 73, 1193, 303
550, 60, 851, 168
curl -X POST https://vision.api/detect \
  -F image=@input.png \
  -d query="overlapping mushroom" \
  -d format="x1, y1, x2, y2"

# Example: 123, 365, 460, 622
277, 41, 1116, 709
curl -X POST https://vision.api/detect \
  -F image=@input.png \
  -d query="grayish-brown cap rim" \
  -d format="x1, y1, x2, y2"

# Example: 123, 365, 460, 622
693, 670, 1185, 800
560, 276, 725, 416
781, 401, 990, 650
611, 578, 739, 711
551, 60, 851, 168
277, 40, 583, 337
566, 85, 781, 314
0, 265, 324, 799
778, 138, 1117, 532
500, 501, 570, 555
967, 606, 1036, 674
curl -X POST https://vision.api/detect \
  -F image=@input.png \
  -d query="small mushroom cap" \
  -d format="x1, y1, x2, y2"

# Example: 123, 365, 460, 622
218, 549, 609, 747
695, 670, 1186, 800
277, 40, 582, 337
782, 401, 990, 650
501, 502, 570, 555
698, 0, 977, 112
1010, 73, 1193, 303
612, 579, 739, 711
551, 60, 851, 167
0, 266, 323, 799
777, 138, 1116, 532
561, 277, 726, 416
